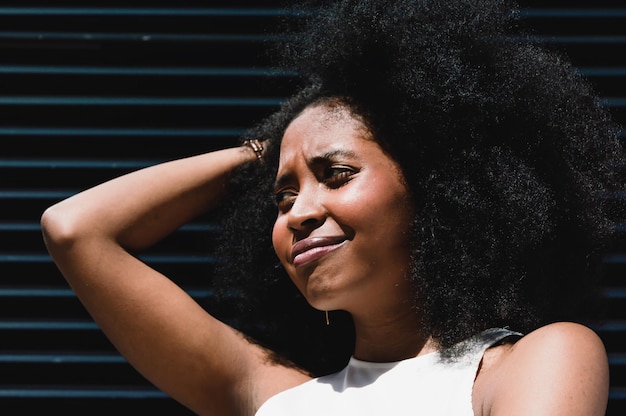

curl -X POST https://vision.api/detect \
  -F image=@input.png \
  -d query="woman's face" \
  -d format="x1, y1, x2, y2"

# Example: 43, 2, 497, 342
271, 103, 414, 315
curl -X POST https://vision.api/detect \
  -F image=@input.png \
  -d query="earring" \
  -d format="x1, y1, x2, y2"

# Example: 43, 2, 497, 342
325, 310, 330, 326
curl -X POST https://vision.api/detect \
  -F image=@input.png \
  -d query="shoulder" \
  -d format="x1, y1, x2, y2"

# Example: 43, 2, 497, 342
477, 322, 609, 416
509, 322, 608, 365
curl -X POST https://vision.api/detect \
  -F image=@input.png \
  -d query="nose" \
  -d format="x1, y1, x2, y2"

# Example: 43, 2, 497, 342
287, 185, 326, 234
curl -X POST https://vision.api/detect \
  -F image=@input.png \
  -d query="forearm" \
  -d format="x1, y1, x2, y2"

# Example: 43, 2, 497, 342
42, 145, 257, 252
39, 144, 281, 413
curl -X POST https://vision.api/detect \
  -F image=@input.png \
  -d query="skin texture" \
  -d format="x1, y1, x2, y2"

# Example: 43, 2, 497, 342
41, 146, 311, 415
475, 322, 609, 416
271, 104, 430, 362
41, 102, 610, 415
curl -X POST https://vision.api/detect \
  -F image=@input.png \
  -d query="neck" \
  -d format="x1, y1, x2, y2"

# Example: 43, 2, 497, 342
350, 306, 437, 362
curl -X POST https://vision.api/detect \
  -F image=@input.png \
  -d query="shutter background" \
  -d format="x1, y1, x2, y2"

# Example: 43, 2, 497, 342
0, 1, 623, 414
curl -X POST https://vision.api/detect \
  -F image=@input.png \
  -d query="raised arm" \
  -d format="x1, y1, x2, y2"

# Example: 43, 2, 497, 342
41, 145, 310, 415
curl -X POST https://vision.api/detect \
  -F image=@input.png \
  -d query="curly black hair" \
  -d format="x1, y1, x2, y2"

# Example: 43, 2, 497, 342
208, 0, 625, 376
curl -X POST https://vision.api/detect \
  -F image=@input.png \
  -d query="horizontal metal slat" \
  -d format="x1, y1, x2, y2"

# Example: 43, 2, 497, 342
0, 223, 41, 232
610, 387, 626, 400
0, 96, 283, 106
0, 126, 245, 137
579, 67, 626, 76
0, 221, 218, 232
604, 255, 626, 264
0, 353, 125, 364
604, 288, 626, 298
5, 6, 620, 19
0, 7, 298, 17
604, 98, 626, 107
0, 287, 214, 299
0, 31, 280, 42
0, 387, 166, 399
0, 320, 98, 330
592, 321, 626, 331
0, 253, 218, 264
0, 191, 72, 199
521, 9, 626, 18
610, 353, 626, 365
0, 288, 74, 297
0, 159, 154, 169
531, 35, 626, 44
0, 65, 297, 77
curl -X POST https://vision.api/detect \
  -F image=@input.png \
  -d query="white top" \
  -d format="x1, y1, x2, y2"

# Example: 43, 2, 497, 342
256, 328, 520, 416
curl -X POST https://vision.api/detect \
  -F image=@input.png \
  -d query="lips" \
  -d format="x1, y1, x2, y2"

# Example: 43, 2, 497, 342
291, 236, 347, 268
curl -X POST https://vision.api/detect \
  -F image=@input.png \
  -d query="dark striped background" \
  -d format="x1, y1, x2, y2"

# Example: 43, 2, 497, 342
1, 1, 624, 414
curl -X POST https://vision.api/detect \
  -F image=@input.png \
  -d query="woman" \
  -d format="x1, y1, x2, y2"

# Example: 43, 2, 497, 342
42, 0, 621, 414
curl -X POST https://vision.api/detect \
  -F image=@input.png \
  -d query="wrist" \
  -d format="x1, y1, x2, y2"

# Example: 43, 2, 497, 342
242, 139, 265, 162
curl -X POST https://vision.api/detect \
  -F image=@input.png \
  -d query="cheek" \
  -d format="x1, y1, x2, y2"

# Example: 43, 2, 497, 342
271, 216, 289, 264
344, 179, 408, 223
355, 180, 413, 243
271, 217, 305, 292
271, 218, 281, 255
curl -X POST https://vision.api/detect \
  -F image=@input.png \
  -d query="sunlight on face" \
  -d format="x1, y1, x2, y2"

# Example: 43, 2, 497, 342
271, 103, 414, 316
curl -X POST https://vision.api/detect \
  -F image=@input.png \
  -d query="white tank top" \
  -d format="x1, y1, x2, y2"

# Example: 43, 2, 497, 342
255, 328, 520, 416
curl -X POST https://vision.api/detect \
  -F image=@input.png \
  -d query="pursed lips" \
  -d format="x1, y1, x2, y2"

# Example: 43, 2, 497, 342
291, 236, 347, 268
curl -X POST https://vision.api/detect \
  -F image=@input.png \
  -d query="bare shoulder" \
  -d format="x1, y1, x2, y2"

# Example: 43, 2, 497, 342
478, 322, 609, 416
509, 322, 608, 365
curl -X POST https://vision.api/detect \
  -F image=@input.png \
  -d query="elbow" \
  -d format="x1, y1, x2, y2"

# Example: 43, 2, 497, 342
40, 202, 85, 253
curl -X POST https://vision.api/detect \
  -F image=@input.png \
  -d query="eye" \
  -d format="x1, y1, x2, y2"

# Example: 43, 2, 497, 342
274, 188, 297, 211
322, 165, 357, 188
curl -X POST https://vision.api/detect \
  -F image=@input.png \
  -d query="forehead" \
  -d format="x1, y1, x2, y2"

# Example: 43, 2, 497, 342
279, 104, 372, 163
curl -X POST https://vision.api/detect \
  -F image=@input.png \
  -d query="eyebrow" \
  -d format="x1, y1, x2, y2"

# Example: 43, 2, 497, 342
273, 174, 293, 192
273, 149, 360, 191
310, 149, 360, 165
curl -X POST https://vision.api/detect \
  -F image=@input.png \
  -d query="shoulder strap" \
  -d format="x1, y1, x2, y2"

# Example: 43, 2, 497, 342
445, 327, 523, 367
